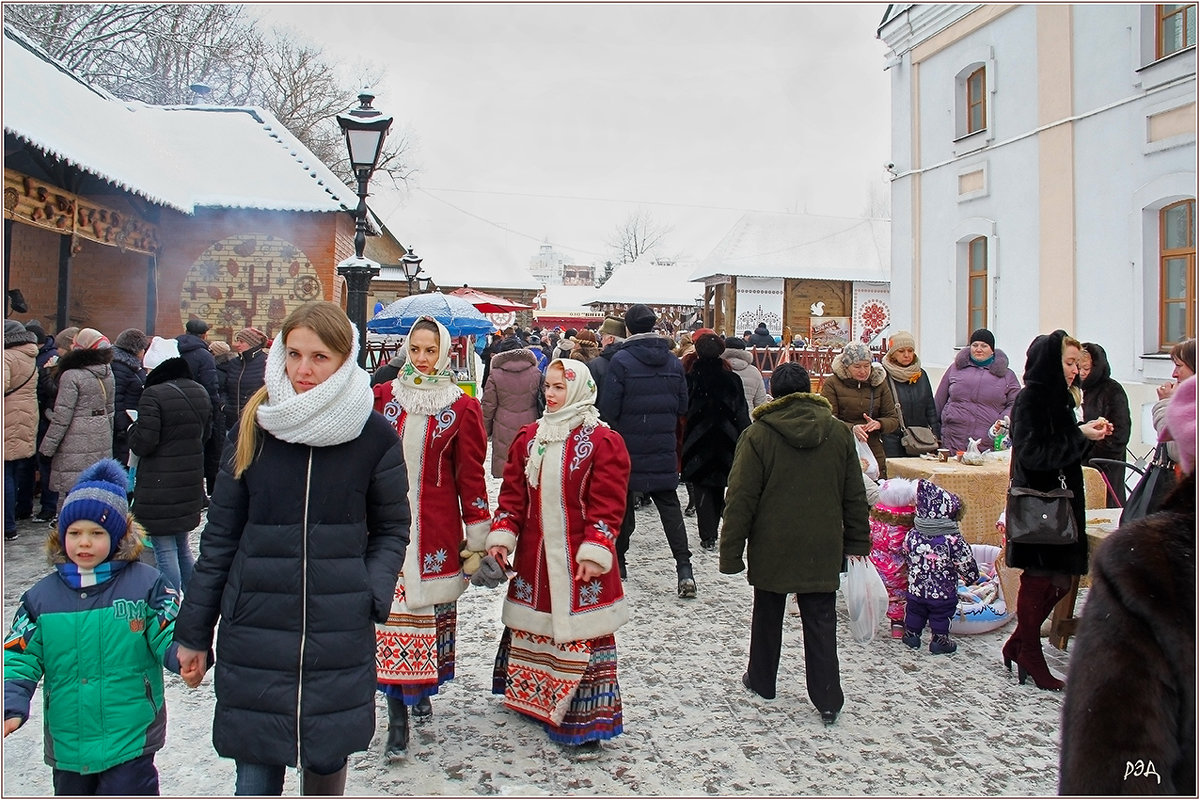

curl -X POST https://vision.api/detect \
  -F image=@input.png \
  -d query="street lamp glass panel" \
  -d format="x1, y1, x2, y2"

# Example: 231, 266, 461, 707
401, 252, 424, 281
345, 128, 387, 171
416, 276, 433, 293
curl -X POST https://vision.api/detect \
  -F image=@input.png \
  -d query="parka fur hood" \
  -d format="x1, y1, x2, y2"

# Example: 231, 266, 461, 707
831, 359, 888, 388
144, 356, 193, 387
489, 347, 539, 373
54, 344, 114, 374
752, 392, 835, 450
951, 344, 1014, 378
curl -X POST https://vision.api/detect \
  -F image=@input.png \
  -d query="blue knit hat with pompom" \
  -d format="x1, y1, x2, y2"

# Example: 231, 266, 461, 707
58, 459, 130, 555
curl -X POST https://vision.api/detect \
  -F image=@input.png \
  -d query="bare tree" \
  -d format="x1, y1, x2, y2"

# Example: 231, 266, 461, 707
4, 4, 415, 185
607, 209, 671, 266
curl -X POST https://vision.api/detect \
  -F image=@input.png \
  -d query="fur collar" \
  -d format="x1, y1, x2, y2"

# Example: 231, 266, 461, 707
953, 345, 1012, 378
145, 357, 193, 387
831, 360, 887, 387
56, 346, 114, 372
490, 348, 538, 371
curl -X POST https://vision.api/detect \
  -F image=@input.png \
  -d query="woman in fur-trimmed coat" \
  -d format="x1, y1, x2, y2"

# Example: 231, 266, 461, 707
487, 358, 631, 749
820, 342, 899, 477
481, 342, 542, 478
39, 340, 115, 504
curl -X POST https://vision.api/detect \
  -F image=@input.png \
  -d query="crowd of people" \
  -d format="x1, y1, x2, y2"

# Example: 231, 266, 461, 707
2, 302, 1194, 796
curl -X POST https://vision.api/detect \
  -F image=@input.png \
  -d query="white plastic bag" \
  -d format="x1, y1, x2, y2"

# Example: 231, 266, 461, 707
842, 557, 888, 643
855, 439, 879, 480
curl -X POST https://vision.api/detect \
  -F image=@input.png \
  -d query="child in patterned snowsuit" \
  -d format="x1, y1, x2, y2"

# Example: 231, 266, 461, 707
868, 478, 918, 639
901, 480, 979, 655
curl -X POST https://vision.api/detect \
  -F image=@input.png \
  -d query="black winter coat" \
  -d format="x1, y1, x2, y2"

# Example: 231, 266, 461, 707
176, 333, 221, 413
1079, 342, 1132, 462
598, 334, 688, 493
111, 347, 147, 464
881, 370, 940, 459
129, 358, 211, 536
1058, 474, 1195, 795
681, 358, 750, 487
1005, 330, 1091, 575
172, 412, 410, 768
589, 342, 620, 415
217, 346, 267, 429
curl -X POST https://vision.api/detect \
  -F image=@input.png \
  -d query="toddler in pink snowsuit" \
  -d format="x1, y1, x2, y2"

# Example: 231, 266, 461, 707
868, 478, 919, 638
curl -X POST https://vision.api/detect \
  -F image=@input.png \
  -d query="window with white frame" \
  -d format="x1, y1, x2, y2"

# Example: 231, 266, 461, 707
1160, 198, 1196, 350
967, 236, 988, 339
953, 51, 995, 153
953, 223, 994, 347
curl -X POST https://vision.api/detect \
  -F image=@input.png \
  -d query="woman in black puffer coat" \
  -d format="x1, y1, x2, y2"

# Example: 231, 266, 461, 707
1003, 330, 1112, 692
129, 351, 211, 593
1077, 342, 1131, 506
110, 328, 149, 466
681, 333, 751, 549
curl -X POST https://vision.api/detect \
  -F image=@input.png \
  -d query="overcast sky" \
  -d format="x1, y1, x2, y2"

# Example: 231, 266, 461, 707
252, 2, 892, 281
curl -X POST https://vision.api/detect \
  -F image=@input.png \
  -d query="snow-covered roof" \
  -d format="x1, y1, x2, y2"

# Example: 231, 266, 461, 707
2, 25, 355, 215
690, 212, 890, 283
590, 257, 704, 306
540, 284, 600, 313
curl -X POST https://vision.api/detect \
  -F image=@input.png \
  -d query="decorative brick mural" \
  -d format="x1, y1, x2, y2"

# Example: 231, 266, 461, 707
180, 233, 323, 341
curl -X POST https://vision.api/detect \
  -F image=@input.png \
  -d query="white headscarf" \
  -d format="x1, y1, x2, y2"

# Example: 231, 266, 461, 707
525, 358, 603, 488
255, 320, 373, 447
391, 316, 463, 415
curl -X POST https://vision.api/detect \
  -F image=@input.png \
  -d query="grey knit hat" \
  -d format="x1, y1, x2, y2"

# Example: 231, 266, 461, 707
840, 341, 872, 366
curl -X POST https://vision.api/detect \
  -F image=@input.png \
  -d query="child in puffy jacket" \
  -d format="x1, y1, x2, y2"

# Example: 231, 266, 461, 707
869, 478, 919, 639
3, 459, 194, 795
901, 479, 978, 655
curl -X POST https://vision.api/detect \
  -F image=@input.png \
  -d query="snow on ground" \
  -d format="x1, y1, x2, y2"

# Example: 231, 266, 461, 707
1, 449, 1076, 797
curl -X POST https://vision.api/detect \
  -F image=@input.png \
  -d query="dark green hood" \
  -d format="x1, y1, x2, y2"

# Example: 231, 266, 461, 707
752, 391, 836, 450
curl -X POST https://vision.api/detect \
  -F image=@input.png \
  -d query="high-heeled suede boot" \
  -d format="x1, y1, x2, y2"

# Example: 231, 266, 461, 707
300, 764, 348, 795
1012, 574, 1069, 691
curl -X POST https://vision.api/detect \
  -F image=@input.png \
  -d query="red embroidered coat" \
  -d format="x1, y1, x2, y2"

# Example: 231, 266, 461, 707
487, 421, 631, 644
373, 384, 490, 608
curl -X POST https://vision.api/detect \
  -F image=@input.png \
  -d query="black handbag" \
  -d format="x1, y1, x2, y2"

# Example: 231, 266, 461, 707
1120, 443, 1177, 525
888, 377, 939, 455
1006, 472, 1079, 545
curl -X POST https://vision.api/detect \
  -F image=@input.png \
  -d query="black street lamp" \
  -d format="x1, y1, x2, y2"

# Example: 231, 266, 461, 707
400, 248, 433, 296
336, 88, 393, 366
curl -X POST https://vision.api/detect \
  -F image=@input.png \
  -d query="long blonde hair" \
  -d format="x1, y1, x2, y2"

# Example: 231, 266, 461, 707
232, 301, 354, 477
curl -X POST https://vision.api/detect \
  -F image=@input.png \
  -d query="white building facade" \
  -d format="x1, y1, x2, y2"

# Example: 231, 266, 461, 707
879, 4, 1196, 448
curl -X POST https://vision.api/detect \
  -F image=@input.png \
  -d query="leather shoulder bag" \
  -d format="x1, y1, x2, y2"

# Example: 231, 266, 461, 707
888, 377, 939, 456
1005, 471, 1079, 545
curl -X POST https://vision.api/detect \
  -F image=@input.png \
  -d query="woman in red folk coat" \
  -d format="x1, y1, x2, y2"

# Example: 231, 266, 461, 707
372, 316, 491, 760
486, 358, 631, 755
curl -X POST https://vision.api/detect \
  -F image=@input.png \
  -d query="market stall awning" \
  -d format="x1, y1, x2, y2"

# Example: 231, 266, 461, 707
449, 286, 533, 313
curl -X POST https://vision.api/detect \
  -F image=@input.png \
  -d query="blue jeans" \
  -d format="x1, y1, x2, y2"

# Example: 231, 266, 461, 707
4, 460, 17, 536
234, 758, 345, 796
151, 532, 194, 593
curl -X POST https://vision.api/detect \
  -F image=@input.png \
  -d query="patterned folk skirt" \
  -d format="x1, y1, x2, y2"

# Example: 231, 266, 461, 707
492, 626, 623, 745
376, 577, 457, 705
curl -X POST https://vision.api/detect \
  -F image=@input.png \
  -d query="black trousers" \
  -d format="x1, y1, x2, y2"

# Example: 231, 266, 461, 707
52, 753, 159, 796
694, 484, 725, 544
616, 487, 692, 572
746, 589, 844, 714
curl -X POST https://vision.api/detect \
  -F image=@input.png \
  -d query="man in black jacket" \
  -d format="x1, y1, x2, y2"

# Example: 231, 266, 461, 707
176, 319, 222, 495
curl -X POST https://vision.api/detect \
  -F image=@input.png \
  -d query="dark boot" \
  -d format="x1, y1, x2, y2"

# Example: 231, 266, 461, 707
677, 563, 696, 599
385, 696, 409, 761
1012, 574, 1068, 691
413, 694, 433, 720
300, 763, 347, 795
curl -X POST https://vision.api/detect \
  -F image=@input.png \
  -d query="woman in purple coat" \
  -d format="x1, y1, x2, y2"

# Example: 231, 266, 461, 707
481, 339, 543, 478
934, 329, 1021, 454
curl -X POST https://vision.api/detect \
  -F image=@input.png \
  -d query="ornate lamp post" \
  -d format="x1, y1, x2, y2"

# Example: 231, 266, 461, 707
400, 248, 433, 296
336, 89, 393, 366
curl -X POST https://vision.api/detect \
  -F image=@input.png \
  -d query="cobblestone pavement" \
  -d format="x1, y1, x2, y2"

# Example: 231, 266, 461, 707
1, 469, 1079, 797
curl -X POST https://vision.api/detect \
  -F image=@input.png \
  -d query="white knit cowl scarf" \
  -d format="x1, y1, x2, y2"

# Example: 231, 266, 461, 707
255, 322, 373, 447
390, 317, 463, 416
525, 358, 603, 488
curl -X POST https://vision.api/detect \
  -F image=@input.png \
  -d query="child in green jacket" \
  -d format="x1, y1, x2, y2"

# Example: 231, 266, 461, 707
3, 459, 189, 795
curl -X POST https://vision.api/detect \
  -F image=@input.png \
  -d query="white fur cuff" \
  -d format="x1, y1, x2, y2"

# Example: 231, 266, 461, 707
576, 542, 613, 573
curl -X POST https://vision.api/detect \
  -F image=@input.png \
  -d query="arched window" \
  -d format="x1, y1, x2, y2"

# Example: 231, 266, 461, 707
1159, 199, 1195, 349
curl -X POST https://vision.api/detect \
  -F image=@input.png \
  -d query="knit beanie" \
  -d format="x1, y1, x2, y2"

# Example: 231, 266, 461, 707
209, 340, 232, 359
694, 332, 725, 359
840, 341, 872, 367
690, 327, 716, 342
887, 330, 916, 356
54, 326, 80, 353
724, 336, 747, 350
624, 303, 657, 335
58, 458, 130, 555
969, 328, 996, 349
234, 326, 267, 347
1164, 375, 1196, 474
73, 328, 110, 350
143, 336, 181, 371
114, 328, 150, 355
916, 479, 964, 521
23, 320, 46, 343
574, 329, 598, 346
598, 316, 625, 338
4, 319, 37, 348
